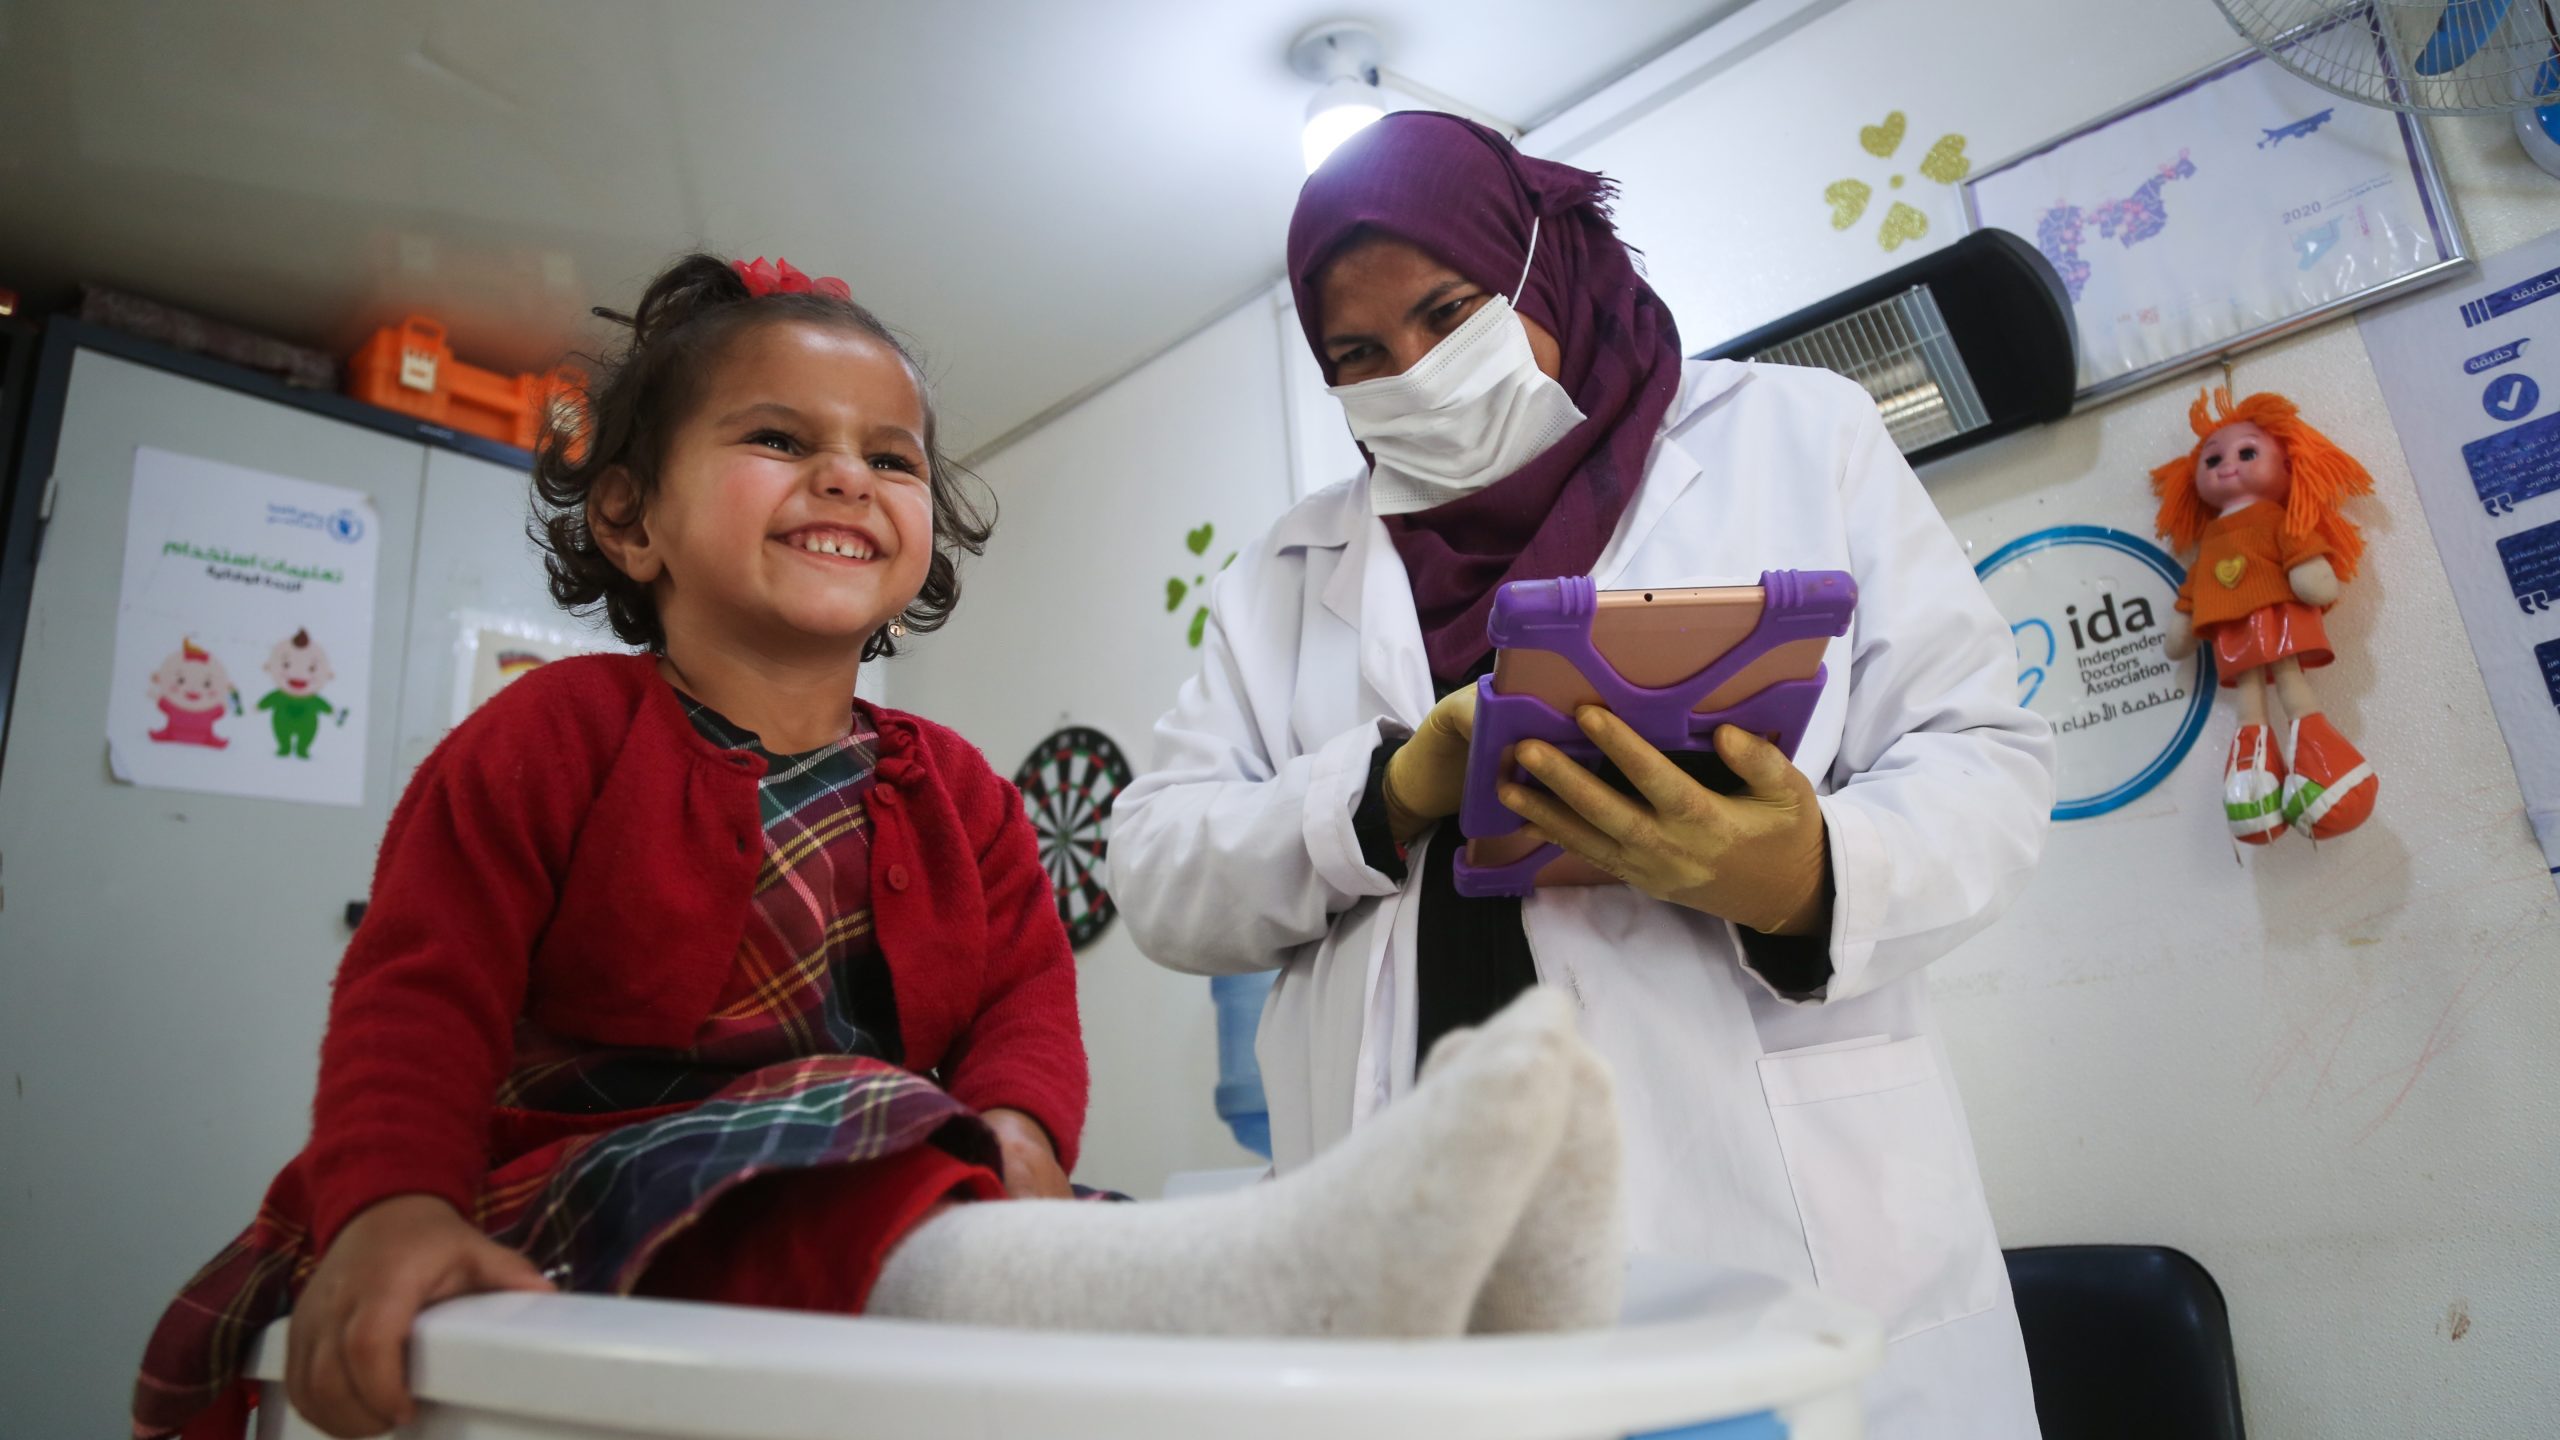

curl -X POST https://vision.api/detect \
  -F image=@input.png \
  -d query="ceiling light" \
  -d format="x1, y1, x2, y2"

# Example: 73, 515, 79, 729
1287, 21, 1523, 174
1302, 74, 1387, 171
1291, 22, 1388, 172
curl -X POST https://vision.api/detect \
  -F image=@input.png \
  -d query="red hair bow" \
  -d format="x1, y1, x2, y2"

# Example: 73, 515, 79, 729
733, 256, 852, 302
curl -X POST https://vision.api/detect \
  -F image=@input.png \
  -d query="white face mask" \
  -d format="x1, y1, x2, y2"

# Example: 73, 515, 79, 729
1327, 218, 1586, 517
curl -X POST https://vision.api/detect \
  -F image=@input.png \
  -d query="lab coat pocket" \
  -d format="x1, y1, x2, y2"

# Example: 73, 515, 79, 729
1757, 1035, 2003, 1341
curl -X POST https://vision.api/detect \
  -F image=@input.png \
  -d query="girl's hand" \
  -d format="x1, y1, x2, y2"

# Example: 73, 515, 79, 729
1383, 685, 1480, 845
1500, 709, 1831, 938
2288, 556, 2341, 607
286, 1194, 552, 1438
982, 1108, 1072, 1199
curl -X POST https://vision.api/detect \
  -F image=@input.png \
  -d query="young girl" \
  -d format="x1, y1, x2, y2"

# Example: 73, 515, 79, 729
133, 254, 1624, 1440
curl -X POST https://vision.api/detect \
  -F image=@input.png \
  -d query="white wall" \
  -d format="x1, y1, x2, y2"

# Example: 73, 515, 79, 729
910, 0, 2559, 1427
1920, 319, 2560, 1440
1277, 290, 1369, 501
885, 298, 1297, 1198
1566, 4, 2559, 1436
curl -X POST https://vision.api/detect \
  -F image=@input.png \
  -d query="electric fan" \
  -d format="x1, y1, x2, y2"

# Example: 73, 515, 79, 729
2214, 1, 2560, 170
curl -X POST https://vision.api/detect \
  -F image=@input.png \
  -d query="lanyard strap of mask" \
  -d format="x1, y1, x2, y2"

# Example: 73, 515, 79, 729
1511, 216, 1539, 304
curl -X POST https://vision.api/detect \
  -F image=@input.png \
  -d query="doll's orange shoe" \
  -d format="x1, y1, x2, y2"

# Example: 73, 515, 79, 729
2224, 723, 2288, 844
2283, 714, 2377, 839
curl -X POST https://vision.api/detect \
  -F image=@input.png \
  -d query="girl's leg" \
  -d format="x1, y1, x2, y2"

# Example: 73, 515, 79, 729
636, 1145, 1003, 1312
1422, 1009, 1624, 1334
869, 989, 1586, 1339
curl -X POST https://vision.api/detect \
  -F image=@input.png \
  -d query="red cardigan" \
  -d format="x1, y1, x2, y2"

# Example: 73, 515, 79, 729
305, 653, 1086, 1251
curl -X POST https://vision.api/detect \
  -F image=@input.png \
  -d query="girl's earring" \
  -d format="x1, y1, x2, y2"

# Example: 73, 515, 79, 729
888, 620, 909, 638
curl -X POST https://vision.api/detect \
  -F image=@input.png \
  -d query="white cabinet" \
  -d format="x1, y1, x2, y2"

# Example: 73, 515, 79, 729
0, 341, 574, 1437
390, 446, 618, 782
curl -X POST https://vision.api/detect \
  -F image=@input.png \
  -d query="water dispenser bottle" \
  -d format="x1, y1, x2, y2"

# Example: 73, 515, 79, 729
1209, 971, 1277, 1157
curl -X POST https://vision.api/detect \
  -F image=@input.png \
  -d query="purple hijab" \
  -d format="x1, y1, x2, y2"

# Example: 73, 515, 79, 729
1286, 112, 1683, 685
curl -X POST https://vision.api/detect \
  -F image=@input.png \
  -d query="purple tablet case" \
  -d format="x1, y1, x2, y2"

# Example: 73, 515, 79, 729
1452, 569, 1857, 898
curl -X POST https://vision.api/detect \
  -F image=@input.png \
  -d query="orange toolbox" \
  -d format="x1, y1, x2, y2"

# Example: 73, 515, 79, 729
347, 316, 584, 452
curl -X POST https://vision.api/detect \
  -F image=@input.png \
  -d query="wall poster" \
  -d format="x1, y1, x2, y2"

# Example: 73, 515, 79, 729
1965, 36, 2465, 404
1976, 524, 2213, 821
449, 611, 622, 726
2362, 228, 2560, 898
105, 446, 379, 807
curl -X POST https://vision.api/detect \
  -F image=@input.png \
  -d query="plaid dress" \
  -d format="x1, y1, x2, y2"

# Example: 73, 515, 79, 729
132, 702, 998, 1438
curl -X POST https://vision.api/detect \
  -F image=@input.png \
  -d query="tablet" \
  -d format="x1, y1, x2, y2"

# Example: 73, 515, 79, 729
1456, 574, 1854, 895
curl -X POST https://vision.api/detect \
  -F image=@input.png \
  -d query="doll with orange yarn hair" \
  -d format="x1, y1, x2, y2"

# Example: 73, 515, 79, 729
2152, 388, 2378, 844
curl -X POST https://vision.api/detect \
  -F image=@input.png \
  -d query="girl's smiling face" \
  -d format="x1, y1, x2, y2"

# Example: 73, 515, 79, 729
599, 320, 935, 658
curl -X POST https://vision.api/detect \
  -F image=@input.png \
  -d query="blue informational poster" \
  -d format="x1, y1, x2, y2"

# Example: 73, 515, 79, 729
2363, 233, 2560, 897
2462, 405, 2560, 516
2501, 518, 2560, 614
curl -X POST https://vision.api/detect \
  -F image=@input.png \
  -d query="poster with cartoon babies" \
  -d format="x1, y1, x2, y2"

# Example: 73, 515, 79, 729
105, 447, 380, 806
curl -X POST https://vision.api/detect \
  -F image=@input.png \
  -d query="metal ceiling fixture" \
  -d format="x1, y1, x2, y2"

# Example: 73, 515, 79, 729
1287, 20, 1519, 173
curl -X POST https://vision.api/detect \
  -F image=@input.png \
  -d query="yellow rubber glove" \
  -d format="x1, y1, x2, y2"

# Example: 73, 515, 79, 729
1499, 707, 1831, 937
1382, 685, 1480, 846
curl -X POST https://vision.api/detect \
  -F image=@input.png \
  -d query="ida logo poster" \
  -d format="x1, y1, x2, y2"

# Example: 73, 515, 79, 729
1976, 525, 2214, 820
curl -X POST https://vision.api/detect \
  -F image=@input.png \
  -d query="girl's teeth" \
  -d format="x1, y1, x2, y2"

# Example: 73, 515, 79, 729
800, 535, 871, 559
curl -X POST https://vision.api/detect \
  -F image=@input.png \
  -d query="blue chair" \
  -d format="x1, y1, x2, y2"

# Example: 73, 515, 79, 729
2004, 1245, 2245, 1440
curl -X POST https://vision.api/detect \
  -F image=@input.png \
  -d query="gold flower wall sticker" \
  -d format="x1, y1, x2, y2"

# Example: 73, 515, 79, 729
1825, 111, 1971, 252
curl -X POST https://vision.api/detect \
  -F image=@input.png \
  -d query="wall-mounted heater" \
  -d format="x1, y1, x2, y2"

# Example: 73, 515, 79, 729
1698, 228, 2076, 467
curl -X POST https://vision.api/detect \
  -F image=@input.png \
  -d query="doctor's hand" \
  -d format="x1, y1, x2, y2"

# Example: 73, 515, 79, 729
1500, 709, 1831, 938
1383, 684, 1480, 846
287, 1193, 554, 1438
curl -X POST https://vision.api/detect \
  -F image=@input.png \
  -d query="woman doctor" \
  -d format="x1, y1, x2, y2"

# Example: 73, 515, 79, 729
1111, 113, 2054, 1439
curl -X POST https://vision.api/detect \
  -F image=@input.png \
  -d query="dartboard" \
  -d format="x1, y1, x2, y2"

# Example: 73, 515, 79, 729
1012, 726, 1132, 950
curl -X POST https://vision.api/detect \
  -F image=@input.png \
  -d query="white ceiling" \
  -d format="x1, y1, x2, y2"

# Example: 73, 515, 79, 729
0, 0, 1746, 456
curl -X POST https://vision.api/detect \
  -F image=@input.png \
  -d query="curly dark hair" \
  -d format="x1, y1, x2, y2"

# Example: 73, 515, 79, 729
531, 252, 993, 660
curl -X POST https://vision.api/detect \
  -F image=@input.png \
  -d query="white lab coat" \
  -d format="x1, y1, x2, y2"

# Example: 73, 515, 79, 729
1111, 359, 2054, 1439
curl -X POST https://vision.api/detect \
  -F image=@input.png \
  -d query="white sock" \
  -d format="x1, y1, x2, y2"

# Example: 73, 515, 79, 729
1422, 1004, 1626, 1333
868, 988, 1579, 1338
